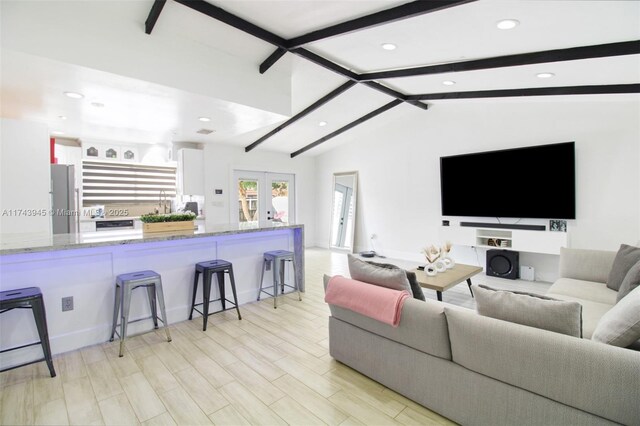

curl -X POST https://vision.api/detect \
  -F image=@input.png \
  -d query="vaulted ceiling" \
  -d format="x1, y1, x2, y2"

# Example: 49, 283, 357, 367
1, 0, 639, 156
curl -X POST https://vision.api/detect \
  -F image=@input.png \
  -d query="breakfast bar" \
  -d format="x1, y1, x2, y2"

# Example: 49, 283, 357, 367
0, 224, 304, 367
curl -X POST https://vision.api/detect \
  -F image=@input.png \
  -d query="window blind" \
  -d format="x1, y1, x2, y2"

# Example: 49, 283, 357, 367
82, 160, 176, 206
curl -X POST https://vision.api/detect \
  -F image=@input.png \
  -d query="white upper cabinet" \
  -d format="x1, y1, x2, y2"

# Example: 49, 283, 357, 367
177, 148, 204, 196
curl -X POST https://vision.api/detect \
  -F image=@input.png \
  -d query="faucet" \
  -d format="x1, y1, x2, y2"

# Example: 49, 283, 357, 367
159, 190, 168, 214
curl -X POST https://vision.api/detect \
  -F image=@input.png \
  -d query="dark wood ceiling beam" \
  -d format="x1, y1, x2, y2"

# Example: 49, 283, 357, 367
245, 81, 357, 152
173, 0, 287, 48
259, 0, 476, 73
406, 84, 640, 101
145, 0, 167, 34
360, 40, 640, 81
259, 48, 288, 74
290, 99, 403, 158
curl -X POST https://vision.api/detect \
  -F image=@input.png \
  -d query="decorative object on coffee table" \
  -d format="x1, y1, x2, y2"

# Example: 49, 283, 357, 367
442, 241, 455, 269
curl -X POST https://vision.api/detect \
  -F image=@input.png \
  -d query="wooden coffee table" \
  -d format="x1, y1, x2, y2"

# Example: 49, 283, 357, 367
411, 263, 483, 301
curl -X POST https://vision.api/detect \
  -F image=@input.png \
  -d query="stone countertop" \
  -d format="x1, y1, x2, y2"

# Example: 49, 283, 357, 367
0, 223, 304, 255
79, 216, 205, 222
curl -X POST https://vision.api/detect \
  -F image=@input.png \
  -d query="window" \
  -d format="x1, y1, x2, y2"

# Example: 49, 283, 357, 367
82, 160, 176, 206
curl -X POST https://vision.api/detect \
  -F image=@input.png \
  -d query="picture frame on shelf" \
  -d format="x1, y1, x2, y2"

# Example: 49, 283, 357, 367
549, 219, 567, 232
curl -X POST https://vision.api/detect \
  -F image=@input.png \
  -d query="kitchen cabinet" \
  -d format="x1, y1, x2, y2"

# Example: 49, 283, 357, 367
177, 148, 204, 195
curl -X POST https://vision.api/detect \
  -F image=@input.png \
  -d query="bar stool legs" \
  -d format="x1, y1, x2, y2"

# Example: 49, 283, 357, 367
257, 250, 301, 309
190, 260, 241, 331
0, 287, 56, 378
109, 271, 171, 357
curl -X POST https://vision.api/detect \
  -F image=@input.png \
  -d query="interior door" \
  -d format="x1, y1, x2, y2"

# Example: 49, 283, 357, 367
233, 170, 295, 227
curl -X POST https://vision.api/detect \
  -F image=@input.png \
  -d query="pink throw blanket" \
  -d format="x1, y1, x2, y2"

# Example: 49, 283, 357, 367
324, 275, 411, 327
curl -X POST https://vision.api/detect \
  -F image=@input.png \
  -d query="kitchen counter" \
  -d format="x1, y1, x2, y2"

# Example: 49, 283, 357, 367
0, 223, 304, 365
0, 222, 296, 255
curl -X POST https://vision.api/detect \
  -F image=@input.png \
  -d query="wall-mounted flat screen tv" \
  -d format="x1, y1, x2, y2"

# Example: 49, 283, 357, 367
440, 142, 576, 219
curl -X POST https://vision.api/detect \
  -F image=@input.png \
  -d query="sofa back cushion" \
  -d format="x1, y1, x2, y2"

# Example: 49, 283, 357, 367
616, 260, 640, 302
444, 307, 640, 426
475, 285, 582, 337
324, 274, 451, 360
559, 247, 616, 283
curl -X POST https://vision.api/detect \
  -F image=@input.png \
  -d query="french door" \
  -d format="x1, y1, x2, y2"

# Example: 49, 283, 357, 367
233, 170, 295, 228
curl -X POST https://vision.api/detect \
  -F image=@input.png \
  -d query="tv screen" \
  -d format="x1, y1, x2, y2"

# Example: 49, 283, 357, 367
440, 142, 576, 219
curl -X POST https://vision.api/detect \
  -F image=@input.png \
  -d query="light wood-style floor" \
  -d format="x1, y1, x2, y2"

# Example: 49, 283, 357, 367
0, 249, 456, 426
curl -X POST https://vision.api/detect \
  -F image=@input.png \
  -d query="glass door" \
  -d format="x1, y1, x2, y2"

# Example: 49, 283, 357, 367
233, 171, 295, 227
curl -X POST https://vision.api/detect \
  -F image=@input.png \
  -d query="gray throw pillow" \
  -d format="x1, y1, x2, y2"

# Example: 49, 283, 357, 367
347, 254, 412, 294
474, 285, 582, 337
616, 260, 640, 303
592, 285, 640, 347
365, 259, 425, 301
607, 244, 640, 291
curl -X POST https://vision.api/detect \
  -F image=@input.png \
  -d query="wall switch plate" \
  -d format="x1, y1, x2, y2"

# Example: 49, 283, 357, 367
62, 296, 74, 312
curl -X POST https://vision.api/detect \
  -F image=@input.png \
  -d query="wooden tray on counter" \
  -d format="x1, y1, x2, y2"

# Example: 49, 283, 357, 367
142, 221, 195, 234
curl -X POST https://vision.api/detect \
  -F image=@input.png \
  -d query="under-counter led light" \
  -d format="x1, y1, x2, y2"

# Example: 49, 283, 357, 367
64, 91, 84, 99
198, 117, 211, 122
381, 43, 397, 51
496, 19, 520, 30
536, 72, 555, 78
318, 121, 328, 127
442, 80, 456, 86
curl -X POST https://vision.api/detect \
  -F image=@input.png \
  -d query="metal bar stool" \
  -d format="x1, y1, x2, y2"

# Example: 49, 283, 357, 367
257, 250, 302, 308
189, 259, 241, 331
109, 270, 171, 357
0, 287, 56, 377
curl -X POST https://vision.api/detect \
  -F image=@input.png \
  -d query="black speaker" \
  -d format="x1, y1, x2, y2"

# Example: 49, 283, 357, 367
486, 249, 519, 280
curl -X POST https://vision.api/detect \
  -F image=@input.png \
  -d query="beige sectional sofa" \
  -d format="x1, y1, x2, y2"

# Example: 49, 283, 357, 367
325, 248, 640, 425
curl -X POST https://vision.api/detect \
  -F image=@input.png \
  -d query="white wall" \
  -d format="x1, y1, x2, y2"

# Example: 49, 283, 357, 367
1, 0, 291, 116
315, 98, 640, 282
0, 119, 52, 235
202, 143, 316, 246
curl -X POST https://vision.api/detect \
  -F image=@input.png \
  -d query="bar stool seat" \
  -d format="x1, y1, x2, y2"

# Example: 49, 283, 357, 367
190, 259, 241, 331
109, 270, 171, 357
257, 250, 302, 308
0, 287, 56, 377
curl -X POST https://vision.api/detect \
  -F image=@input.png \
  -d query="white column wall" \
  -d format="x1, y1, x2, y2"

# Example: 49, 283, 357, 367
315, 99, 640, 282
0, 118, 52, 235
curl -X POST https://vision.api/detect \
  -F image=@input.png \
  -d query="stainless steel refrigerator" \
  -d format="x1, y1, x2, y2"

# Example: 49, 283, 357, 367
51, 164, 79, 234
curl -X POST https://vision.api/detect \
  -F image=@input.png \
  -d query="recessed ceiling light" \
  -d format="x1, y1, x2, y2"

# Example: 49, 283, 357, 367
496, 19, 520, 30
91, 102, 105, 108
536, 72, 555, 78
198, 117, 211, 122
51, 131, 65, 136
442, 80, 456, 86
318, 121, 328, 127
64, 91, 84, 99
381, 43, 397, 51
58, 115, 67, 120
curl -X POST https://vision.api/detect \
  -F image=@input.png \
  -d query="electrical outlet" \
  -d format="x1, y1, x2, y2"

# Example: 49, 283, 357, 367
62, 296, 74, 312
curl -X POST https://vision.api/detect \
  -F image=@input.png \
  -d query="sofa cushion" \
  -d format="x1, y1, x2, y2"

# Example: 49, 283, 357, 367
607, 244, 640, 291
592, 285, 640, 348
546, 293, 613, 339
323, 274, 451, 360
559, 247, 616, 283
616, 260, 640, 302
365, 258, 426, 301
475, 285, 582, 337
347, 254, 412, 294
548, 278, 617, 305
444, 307, 640, 426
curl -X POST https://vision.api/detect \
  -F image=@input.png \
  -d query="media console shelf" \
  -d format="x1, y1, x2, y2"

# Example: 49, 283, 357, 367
439, 225, 568, 255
